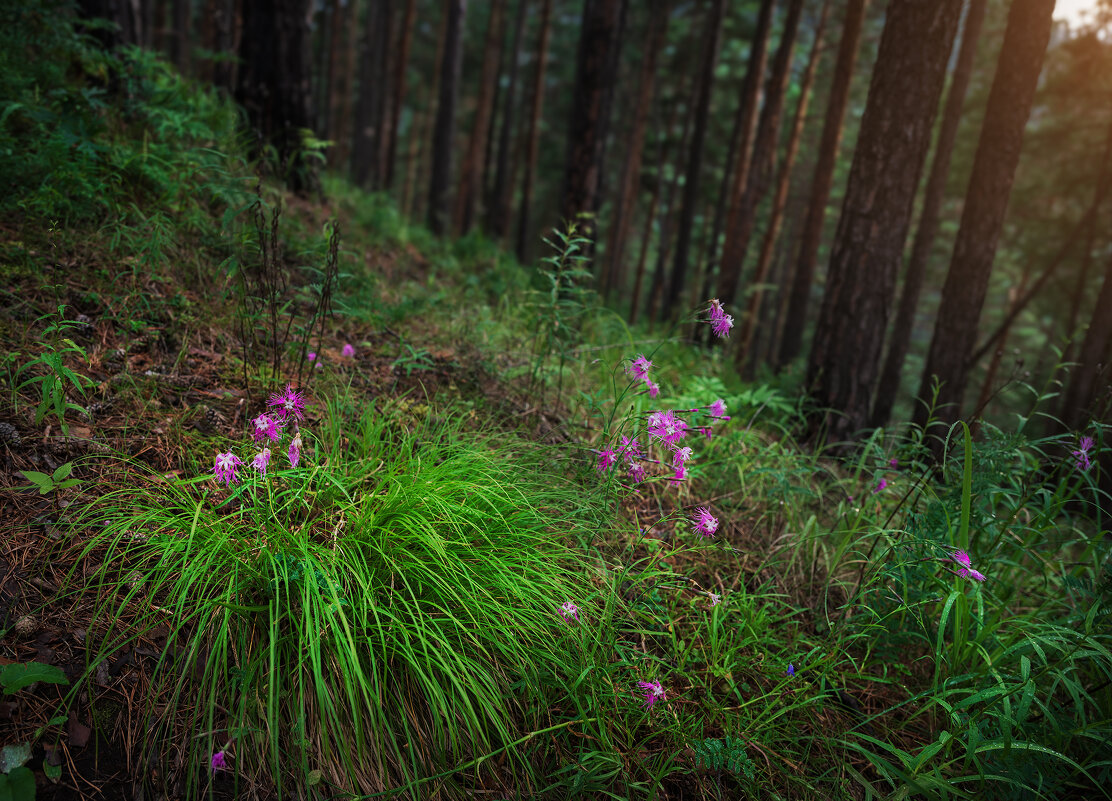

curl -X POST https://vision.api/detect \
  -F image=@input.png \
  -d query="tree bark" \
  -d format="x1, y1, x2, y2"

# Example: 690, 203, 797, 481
515, 0, 554, 263
912, 0, 1056, 443
77, 0, 141, 50
735, 0, 828, 375
383, 0, 416, 190
327, 0, 359, 170
777, 0, 868, 369
665, 0, 727, 318
236, 0, 318, 196
805, 0, 962, 447
1062, 254, 1112, 428
602, 0, 669, 302
487, 0, 528, 239
454, 0, 506, 235
427, 0, 467, 236
870, 0, 988, 429
715, 0, 804, 312
352, 0, 389, 187
559, 0, 626, 233
171, 0, 191, 74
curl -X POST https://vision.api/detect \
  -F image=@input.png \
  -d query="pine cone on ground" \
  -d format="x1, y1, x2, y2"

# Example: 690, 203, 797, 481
0, 422, 21, 447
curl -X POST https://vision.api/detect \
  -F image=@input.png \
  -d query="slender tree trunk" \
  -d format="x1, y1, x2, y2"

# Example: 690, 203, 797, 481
735, 0, 827, 375
171, 0, 191, 74
715, 0, 804, 312
427, 0, 467, 236
559, 0, 626, 231
327, 0, 358, 170
455, 0, 506, 234
972, 266, 1030, 425
602, 0, 669, 301
665, 0, 727, 318
912, 0, 1056, 443
805, 0, 962, 447
1062, 254, 1112, 428
515, 0, 554, 263
870, 0, 988, 429
487, 0, 528, 238
383, 0, 416, 190
351, 0, 388, 187
211, 0, 237, 92
777, 0, 868, 369
371, 1, 396, 186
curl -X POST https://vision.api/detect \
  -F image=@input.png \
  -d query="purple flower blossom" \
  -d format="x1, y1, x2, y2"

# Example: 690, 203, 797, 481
785, 664, 795, 678
691, 507, 718, 538
709, 592, 722, 607
643, 378, 660, 398
706, 298, 734, 338
288, 434, 303, 468
618, 436, 642, 458
647, 410, 688, 447
268, 384, 307, 422
637, 680, 666, 709
597, 449, 618, 474
252, 448, 271, 475
707, 399, 730, 420
559, 601, 580, 624
698, 426, 713, 441
672, 446, 693, 467
873, 478, 887, 494
308, 351, 317, 362
627, 354, 653, 381
627, 460, 646, 484
889, 457, 899, 469
952, 550, 987, 582
1073, 436, 1095, 472
213, 452, 242, 487
342, 343, 356, 358
670, 464, 687, 486
211, 750, 228, 772
250, 413, 283, 444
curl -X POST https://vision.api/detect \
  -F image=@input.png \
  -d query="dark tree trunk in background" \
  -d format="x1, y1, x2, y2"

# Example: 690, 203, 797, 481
427, 0, 466, 236
716, 0, 804, 312
735, 0, 827, 374
383, 0, 416, 190
352, 0, 389, 188
777, 0, 867, 370
912, 0, 1055, 444
487, 0, 528, 239
77, 0, 141, 50
328, 0, 359, 170
171, 0, 191, 74
211, 0, 238, 92
805, 0, 962, 447
1062, 254, 1112, 428
559, 0, 625, 234
665, 0, 726, 318
602, 0, 668, 302
516, 0, 554, 262
236, 0, 318, 196
455, 0, 506, 234
870, 0, 988, 429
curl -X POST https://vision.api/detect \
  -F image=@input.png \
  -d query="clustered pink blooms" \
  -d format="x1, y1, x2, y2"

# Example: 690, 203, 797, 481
597, 448, 618, 474
952, 550, 987, 582
709, 592, 722, 607
341, 343, 356, 358
209, 385, 312, 487
289, 434, 303, 469
691, 507, 719, 538
1073, 436, 1095, 472
706, 399, 730, 420
251, 412, 283, 444
707, 298, 734, 338
252, 448, 271, 475
268, 384, 307, 422
213, 452, 242, 487
647, 410, 688, 447
637, 680, 667, 709
559, 600, 580, 624
626, 354, 660, 397
873, 478, 887, 494
211, 750, 228, 773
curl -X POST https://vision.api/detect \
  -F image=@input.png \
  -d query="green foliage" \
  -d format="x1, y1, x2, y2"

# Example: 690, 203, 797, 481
18, 462, 80, 496
0, 662, 69, 801
0, 662, 68, 695
12, 306, 94, 433
691, 735, 756, 779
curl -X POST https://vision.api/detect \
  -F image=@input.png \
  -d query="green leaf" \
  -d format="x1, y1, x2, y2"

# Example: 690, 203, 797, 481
8, 765, 36, 798
18, 471, 53, 493
51, 463, 72, 482
44, 758, 62, 781
306, 769, 322, 786
1, 662, 69, 694
0, 742, 31, 773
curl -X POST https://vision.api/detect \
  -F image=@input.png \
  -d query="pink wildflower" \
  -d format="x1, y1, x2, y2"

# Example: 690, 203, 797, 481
643, 378, 660, 398
250, 413, 283, 444
952, 550, 987, 582
637, 680, 667, 709
707, 399, 730, 420
709, 592, 722, 607
559, 601, 580, 624
670, 464, 687, 486
627, 460, 646, 484
618, 435, 642, 458
647, 410, 688, 447
691, 507, 718, 538
889, 457, 899, 469
288, 434, 303, 468
597, 449, 618, 474
873, 478, 887, 494
211, 750, 228, 772
268, 384, 307, 422
711, 313, 734, 338
342, 343, 356, 358
672, 446, 693, 467
698, 426, 713, 441
1073, 436, 1095, 472
213, 452, 242, 487
252, 448, 271, 475
308, 351, 317, 362
627, 354, 653, 381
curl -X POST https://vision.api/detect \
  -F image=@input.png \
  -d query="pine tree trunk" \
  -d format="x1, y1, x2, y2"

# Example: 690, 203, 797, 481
515, 0, 554, 263
912, 0, 1055, 443
664, 0, 726, 318
715, 0, 804, 312
171, 0, 191, 74
777, 0, 868, 369
383, 0, 416, 190
870, 0, 987, 429
805, 0, 962, 447
351, 0, 388, 188
211, 0, 237, 92
327, 0, 356, 170
1062, 255, 1112, 428
487, 0, 528, 238
427, 0, 467, 236
602, 0, 669, 301
735, 0, 828, 375
455, 0, 506, 234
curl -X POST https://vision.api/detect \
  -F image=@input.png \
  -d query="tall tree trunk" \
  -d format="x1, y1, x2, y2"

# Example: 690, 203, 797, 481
427, 0, 467, 236
78, 0, 141, 50
171, 0, 191, 74
327, 0, 358, 170
236, 0, 318, 196
805, 0, 963, 447
1062, 254, 1112, 429
383, 0, 416, 190
912, 0, 1056, 444
516, 0, 554, 263
870, 0, 988, 429
487, 0, 528, 238
972, 266, 1030, 425
559, 0, 626, 233
735, 0, 828, 375
665, 0, 727, 317
777, 0, 868, 369
211, 0, 238, 92
602, 0, 669, 301
715, 0, 804, 312
351, 0, 389, 188
455, 0, 506, 234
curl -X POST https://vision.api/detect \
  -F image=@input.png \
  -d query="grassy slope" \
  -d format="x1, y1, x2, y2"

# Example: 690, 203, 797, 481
1, 11, 1111, 801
